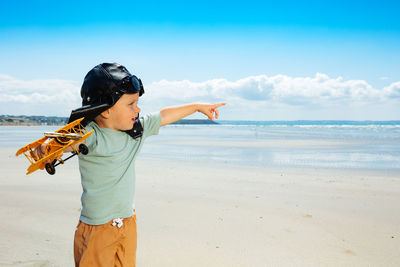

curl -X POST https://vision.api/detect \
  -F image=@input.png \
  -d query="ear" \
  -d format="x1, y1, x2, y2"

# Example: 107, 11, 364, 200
100, 108, 111, 119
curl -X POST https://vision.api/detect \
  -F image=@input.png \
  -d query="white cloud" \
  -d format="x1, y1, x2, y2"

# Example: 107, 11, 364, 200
382, 81, 400, 99
0, 75, 81, 116
144, 73, 391, 106
0, 73, 399, 119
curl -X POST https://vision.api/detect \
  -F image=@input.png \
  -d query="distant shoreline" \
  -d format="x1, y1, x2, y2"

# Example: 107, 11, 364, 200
1, 114, 399, 126
0, 115, 67, 126
0, 116, 218, 126
0, 123, 64, 126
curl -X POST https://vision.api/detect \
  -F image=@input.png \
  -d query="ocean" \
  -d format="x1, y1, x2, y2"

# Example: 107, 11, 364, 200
2, 121, 400, 170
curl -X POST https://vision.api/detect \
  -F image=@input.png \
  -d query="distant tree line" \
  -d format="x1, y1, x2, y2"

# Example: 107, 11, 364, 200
0, 115, 68, 125
0, 115, 216, 125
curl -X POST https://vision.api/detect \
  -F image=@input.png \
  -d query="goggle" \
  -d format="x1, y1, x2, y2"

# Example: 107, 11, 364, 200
119, 75, 145, 96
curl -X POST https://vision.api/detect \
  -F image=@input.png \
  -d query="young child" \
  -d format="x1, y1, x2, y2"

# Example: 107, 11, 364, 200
37, 63, 225, 266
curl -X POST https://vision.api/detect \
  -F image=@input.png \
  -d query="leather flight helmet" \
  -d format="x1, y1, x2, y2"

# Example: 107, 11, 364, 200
81, 63, 144, 107
68, 62, 145, 126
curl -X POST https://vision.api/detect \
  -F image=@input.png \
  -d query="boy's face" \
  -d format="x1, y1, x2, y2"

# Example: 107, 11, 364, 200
107, 93, 141, 131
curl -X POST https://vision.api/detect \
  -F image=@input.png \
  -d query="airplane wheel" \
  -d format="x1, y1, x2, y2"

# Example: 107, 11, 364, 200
79, 144, 89, 155
45, 163, 56, 175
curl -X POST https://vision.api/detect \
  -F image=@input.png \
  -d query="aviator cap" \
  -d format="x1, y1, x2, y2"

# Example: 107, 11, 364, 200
81, 62, 144, 107
68, 63, 144, 126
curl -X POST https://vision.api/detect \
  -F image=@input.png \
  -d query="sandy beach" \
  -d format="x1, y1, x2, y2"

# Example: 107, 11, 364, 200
1, 146, 399, 267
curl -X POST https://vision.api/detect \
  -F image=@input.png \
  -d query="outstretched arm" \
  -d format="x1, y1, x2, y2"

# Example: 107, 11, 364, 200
160, 102, 226, 127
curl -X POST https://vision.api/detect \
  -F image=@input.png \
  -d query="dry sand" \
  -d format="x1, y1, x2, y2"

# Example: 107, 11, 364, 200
0, 147, 399, 267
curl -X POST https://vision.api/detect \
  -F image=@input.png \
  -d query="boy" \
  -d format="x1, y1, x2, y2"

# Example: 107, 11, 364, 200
36, 62, 225, 266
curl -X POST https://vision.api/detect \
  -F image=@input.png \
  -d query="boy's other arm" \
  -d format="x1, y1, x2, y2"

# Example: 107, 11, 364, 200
160, 102, 226, 127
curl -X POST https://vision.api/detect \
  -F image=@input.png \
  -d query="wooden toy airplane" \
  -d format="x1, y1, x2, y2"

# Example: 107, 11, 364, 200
16, 118, 94, 175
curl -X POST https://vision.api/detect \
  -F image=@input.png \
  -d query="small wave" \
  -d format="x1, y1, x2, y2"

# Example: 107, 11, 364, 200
292, 125, 400, 129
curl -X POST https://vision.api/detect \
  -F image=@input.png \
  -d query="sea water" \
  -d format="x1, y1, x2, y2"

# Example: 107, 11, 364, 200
2, 121, 400, 170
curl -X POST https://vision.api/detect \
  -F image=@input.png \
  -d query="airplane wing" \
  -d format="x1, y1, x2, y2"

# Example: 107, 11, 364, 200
56, 117, 85, 133
16, 136, 49, 157
26, 147, 65, 175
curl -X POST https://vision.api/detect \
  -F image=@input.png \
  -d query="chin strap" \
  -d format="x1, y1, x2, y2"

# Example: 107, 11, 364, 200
124, 115, 143, 139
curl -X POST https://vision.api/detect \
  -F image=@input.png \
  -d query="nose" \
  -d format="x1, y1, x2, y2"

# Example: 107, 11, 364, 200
136, 106, 141, 114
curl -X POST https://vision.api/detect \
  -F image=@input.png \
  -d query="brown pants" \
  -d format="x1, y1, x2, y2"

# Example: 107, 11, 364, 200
74, 213, 137, 267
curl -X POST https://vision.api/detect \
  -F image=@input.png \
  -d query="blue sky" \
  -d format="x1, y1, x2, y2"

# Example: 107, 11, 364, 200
0, 0, 399, 120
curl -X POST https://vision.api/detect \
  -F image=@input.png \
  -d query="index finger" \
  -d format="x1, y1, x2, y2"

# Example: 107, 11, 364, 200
213, 102, 227, 108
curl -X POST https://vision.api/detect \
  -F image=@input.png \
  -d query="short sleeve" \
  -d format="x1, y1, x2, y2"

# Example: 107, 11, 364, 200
83, 121, 97, 151
140, 112, 161, 139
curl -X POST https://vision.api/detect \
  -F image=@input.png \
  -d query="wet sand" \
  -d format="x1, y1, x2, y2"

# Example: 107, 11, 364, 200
1, 147, 399, 266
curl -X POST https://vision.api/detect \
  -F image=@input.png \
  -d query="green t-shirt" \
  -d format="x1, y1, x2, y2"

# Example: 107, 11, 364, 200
78, 112, 161, 225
